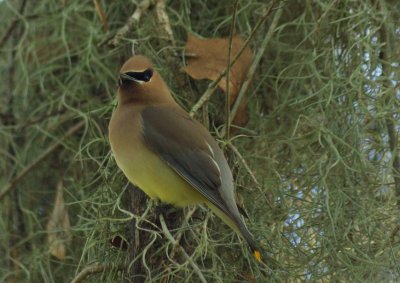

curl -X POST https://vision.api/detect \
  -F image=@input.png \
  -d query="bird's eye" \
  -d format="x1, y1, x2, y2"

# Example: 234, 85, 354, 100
119, 68, 153, 86
141, 68, 153, 81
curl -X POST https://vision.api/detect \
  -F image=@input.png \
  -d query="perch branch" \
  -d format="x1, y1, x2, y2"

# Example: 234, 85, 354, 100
159, 214, 207, 283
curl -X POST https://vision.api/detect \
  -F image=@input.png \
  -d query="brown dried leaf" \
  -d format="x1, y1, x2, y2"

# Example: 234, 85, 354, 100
46, 181, 71, 260
184, 34, 252, 128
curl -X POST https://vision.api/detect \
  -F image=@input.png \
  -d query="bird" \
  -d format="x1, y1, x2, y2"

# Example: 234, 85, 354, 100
108, 55, 261, 262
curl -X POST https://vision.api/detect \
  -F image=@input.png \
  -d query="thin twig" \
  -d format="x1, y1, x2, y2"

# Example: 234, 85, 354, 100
391, 225, 400, 244
378, 5, 400, 206
169, 206, 198, 259
0, 121, 85, 201
92, 0, 109, 32
105, 0, 154, 47
229, 6, 283, 125
221, 6, 283, 189
189, 3, 276, 117
228, 143, 260, 190
70, 263, 124, 283
0, 0, 27, 48
225, 0, 239, 141
155, 0, 175, 46
159, 214, 207, 283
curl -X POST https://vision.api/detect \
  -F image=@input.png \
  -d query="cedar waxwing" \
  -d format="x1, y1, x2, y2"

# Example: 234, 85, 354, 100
109, 55, 261, 261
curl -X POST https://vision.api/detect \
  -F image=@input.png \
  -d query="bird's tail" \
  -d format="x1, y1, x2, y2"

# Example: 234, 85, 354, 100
237, 220, 262, 262
208, 203, 262, 262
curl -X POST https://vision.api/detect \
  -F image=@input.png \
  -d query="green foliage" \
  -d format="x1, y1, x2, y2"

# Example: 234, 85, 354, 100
0, 0, 399, 282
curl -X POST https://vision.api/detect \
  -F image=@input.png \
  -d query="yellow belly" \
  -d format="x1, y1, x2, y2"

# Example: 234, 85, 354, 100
112, 139, 204, 207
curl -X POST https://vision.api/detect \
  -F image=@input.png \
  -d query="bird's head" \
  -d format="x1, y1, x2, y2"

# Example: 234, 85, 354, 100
117, 55, 173, 105
119, 55, 154, 85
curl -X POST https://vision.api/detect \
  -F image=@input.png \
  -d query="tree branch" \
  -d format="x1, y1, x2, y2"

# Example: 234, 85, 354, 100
0, 121, 85, 201
70, 263, 124, 283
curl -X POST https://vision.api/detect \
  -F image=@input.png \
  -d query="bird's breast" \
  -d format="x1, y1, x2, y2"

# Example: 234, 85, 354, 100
108, 106, 204, 206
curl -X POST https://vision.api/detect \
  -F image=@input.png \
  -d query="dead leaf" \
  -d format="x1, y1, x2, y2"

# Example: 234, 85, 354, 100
46, 181, 71, 260
184, 34, 252, 129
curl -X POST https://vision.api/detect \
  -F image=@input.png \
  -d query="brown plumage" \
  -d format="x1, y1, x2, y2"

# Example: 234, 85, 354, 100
108, 55, 261, 261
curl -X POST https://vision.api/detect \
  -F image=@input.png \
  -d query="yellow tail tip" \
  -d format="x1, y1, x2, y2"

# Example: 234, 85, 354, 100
253, 250, 261, 262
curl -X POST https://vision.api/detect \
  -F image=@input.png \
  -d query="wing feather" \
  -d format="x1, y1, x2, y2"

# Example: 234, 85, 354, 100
141, 106, 230, 216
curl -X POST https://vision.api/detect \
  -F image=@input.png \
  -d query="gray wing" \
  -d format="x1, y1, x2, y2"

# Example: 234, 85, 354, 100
141, 105, 232, 217
141, 106, 260, 255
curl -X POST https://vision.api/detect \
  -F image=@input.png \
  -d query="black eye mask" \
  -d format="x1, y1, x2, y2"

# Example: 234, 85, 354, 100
119, 68, 153, 85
